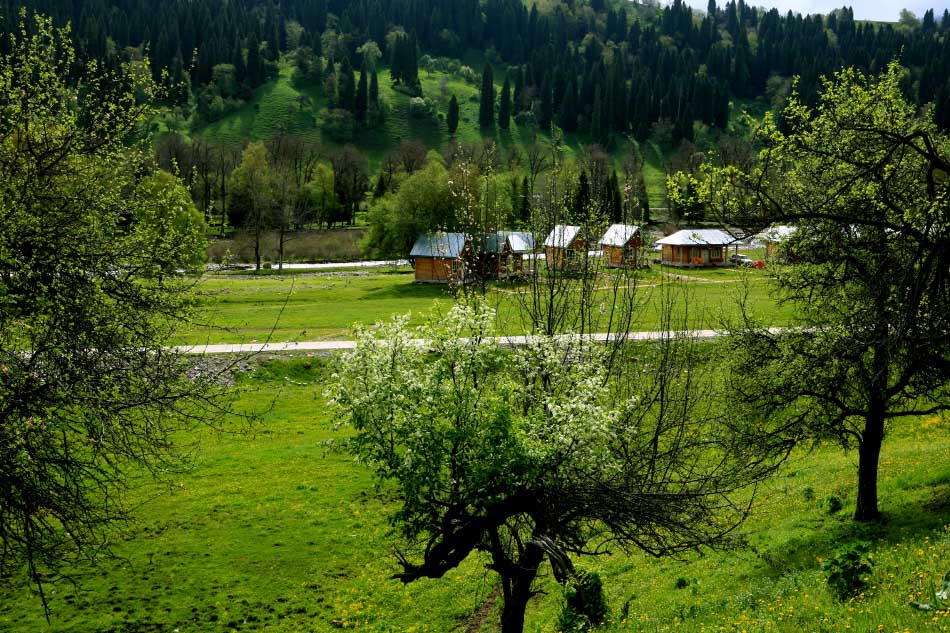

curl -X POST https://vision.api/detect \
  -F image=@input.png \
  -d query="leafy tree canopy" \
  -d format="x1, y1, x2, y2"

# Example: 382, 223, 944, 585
0, 15, 223, 607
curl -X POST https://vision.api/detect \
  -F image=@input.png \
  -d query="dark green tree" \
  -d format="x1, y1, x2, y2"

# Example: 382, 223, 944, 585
338, 56, 356, 112
559, 79, 578, 132
447, 94, 460, 134
369, 68, 379, 110
709, 64, 950, 522
479, 62, 495, 127
355, 63, 368, 123
246, 33, 264, 88
0, 16, 219, 609
499, 74, 511, 130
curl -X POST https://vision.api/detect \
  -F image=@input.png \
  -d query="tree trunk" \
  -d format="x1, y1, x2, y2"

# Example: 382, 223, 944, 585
496, 541, 544, 633
855, 407, 885, 521
254, 218, 262, 271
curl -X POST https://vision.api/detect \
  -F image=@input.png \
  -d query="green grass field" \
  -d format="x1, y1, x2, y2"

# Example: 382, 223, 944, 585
3, 357, 948, 632
177, 266, 796, 345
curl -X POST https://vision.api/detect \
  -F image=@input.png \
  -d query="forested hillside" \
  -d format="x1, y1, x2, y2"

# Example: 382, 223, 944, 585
5, 0, 950, 257
5, 0, 950, 138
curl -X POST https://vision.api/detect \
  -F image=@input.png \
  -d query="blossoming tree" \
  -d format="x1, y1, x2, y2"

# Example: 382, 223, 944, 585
333, 300, 779, 633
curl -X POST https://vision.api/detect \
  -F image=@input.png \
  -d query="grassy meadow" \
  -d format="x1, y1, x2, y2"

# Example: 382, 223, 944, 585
2, 356, 949, 632
177, 264, 796, 345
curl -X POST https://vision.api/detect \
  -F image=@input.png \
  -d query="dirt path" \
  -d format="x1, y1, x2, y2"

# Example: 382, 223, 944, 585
463, 585, 501, 633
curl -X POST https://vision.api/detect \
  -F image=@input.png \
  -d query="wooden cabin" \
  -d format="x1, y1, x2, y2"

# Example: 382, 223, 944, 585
409, 232, 470, 283
599, 224, 642, 268
499, 231, 534, 276
543, 225, 585, 270
655, 229, 735, 267
475, 232, 513, 280
757, 225, 797, 261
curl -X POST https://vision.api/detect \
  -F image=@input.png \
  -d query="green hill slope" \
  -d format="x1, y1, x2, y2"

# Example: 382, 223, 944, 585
192, 59, 677, 210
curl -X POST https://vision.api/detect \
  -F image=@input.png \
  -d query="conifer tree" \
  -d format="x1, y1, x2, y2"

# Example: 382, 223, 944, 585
246, 33, 264, 88
447, 94, 460, 134
499, 75, 512, 129
232, 37, 246, 85
573, 171, 591, 219
369, 68, 379, 110
355, 63, 368, 123
519, 175, 531, 224
479, 63, 495, 127
559, 79, 578, 132
539, 74, 553, 129
591, 86, 605, 144
513, 66, 524, 112
339, 55, 356, 112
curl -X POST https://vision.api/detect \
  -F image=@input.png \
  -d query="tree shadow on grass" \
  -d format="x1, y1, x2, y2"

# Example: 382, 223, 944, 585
360, 282, 454, 301
752, 484, 950, 580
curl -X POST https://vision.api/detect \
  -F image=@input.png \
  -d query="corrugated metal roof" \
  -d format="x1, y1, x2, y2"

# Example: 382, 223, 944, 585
478, 232, 508, 255
500, 231, 535, 253
757, 225, 797, 242
409, 232, 468, 258
655, 229, 736, 246
600, 224, 641, 247
544, 225, 582, 248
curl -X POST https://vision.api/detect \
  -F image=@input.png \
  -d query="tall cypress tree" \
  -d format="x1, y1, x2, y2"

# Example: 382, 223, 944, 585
513, 66, 524, 112
591, 85, 605, 144
339, 56, 356, 112
232, 37, 246, 85
573, 171, 591, 220
498, 75, 511, 129
559, 79, 578, 132
246, 33, 264, 89
355, 63, 368, 123
539, 74, 553, 129
479, 63, 495, 127
519, 175, 531, 224
369, 68, 379, 110
447, 94, 460, 134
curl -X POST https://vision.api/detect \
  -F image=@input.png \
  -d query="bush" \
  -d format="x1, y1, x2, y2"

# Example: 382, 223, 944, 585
514, 110, 537, 128
557, 570, 608, 632
408, 97, 435, 118
823, 541, 874, 599
457, 65, 478, 84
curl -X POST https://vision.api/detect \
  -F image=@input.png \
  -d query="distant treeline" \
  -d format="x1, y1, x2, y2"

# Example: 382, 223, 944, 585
3, 0, 949, 141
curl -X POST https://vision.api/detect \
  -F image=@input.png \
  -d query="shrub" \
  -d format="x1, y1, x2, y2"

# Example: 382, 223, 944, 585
557, 570, 608, 631
823, 541, 874, 599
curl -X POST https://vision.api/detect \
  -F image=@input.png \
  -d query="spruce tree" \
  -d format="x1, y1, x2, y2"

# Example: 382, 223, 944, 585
479, 63, 495, 127
232, 37, 246, 85
499, 75, 511, 129
591, 85, 605, 144
573, 171, 591, 221
513, 66, 524, 112
246, 33, 264, 88
339, 55, 356, 112
447, 94, 460, 134
539, 74, 553, 129
369, 68, 379, 110
519, 175, 531, 224
355, 63, 368, 123
559, 79, 577, 132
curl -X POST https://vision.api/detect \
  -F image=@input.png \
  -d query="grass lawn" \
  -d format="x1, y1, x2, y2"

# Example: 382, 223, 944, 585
176, 266, 796, 345
3, 357, 949, 632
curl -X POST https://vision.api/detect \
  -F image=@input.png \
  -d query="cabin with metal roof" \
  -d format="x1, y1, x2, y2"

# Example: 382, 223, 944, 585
543, 225, 585, 270
655, 229, 736, 267
475, 231, 536, 279
756, 225, 797, 260
599, 224, 642, 268
409, 232, 470, 283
